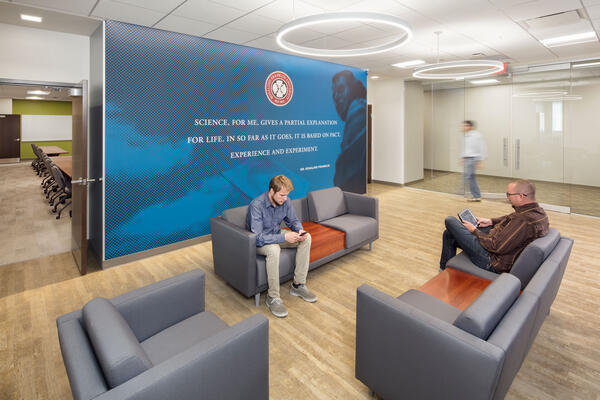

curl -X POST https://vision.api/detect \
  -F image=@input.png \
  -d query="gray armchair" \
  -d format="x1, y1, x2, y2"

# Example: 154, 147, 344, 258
57, 269, 269, 400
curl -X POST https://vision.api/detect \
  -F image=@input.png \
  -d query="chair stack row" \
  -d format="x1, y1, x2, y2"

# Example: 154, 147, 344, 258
31, 144, 72, 219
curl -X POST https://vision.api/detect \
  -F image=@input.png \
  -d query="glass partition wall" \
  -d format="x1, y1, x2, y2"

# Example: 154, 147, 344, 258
410, 61, 600, 217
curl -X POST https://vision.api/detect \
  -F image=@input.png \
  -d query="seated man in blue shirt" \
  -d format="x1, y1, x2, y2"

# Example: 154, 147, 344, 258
246, 175, 317, 318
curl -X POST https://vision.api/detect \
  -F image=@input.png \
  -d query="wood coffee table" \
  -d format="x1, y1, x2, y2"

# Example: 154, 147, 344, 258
418, 267, 492, 310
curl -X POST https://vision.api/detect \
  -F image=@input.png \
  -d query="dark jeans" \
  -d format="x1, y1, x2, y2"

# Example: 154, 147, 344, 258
440, 216, 493, 271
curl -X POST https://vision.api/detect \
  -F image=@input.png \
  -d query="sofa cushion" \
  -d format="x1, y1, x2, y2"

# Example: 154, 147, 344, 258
453, 273, 521, 340
320, 214, 377, 248
510, 228, 560, 289
82, 298, 153, 388
141, 311, 228, 365
397, 289, 462, 323
222, 205, 247, 229
307, 187, 347, 222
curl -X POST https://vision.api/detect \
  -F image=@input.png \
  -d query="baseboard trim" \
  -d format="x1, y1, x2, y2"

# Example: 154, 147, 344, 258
101, 235, 211, 269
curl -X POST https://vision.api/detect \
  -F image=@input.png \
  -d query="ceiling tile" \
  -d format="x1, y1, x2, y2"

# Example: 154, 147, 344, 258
503, 0, 582, 21
332, 23, 391, 42
253, 0, 326, 23
583, 0, 600, 5
301, 0, 363, 11
173, 0, 246, 25
154, 15, 219, 37
92, 0, 164, 26
203, 27, 262, 44
300, 35, 352, 50
224, 13, 282, 35
284, 27, 325, 44
15, 0, 98, 15
209, 0, 275, 12
343, 0, 411, 15
0, 2, 101, 36
586, 5, 600, 19
243, 35, 282, 52
114, 0, 185, 13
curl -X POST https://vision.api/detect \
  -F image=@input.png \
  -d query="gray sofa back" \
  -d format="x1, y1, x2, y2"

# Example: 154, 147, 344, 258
307, 187, 347, 222
522, 237, 573, 343
511, 228, 560, 289
222, 198, 309, 229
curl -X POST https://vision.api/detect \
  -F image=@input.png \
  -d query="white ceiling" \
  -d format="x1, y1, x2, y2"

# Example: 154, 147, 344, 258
2, 0, 600, 79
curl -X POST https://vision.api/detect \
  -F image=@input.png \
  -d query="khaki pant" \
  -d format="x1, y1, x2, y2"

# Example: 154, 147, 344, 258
256, 231, 311, 299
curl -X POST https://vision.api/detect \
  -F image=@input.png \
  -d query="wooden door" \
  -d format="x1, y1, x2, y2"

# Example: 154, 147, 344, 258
0, 114, 21, 161
70, 81, 88, 274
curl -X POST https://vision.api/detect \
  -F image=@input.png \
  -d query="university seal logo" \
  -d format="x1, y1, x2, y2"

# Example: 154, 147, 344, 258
265, 71, 293, 106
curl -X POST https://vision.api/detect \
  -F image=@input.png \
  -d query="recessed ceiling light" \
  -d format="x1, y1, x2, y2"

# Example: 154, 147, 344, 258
27, 90, 50, 95
370, 76, 380, 79
470, 79, 499, 84
392, 60, 425, 68
25, 96, 43, 100
540, 31, 597, 47
572, 60, 600, 68
21, 14, 42, 23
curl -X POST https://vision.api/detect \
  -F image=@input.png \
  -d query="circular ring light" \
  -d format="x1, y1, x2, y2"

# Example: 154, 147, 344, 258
413, 60, 505, 79
276, 12, 412, 57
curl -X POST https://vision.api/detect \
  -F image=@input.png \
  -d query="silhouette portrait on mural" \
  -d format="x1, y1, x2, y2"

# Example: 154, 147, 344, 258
331, 70, 367, 193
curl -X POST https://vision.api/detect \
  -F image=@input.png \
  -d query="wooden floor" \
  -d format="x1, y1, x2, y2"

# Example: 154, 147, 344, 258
0, 162, 71, 267
406, 169, 600, 217
0, 184, 599, 399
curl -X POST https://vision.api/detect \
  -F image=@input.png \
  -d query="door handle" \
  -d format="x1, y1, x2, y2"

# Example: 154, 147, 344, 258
514, 139, 520, 170
14, 138, 20, 142
503, 137, 508, 167
71, 178, 87, 185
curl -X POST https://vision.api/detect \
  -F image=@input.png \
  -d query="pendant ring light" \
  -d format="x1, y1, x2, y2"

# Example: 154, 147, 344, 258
412, 31, 504, 79
413, 60, 505, 79
276, 12, 412, 57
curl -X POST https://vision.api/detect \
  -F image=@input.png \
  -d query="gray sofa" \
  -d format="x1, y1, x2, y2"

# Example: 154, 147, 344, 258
211, 186, 378, 306
355, 230, 573, 400
57, 269, 269, 400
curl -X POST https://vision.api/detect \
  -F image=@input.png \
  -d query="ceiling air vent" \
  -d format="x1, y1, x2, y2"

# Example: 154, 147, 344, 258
524, 10, 583, 30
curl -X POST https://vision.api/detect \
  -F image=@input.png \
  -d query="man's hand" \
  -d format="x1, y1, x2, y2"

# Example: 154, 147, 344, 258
285, 231, 301, 243
462, 221, 477, 233
476, 217, 492, 227
297, 230, 308, 241
476, 160, 484, 169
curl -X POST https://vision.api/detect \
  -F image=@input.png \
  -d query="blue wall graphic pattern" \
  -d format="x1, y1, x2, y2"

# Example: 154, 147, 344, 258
104, 20, 367, 260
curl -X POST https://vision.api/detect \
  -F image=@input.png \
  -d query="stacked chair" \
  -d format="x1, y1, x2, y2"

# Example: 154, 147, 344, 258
31, 144, 72, 219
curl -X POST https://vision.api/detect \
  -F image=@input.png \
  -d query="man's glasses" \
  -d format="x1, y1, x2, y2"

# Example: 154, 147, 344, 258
506, 192, 528, 197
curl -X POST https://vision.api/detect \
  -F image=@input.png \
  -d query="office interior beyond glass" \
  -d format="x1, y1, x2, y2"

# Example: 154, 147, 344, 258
407, 62, 600, 217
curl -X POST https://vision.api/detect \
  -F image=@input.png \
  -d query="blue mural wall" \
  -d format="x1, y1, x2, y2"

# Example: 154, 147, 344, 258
104, 20, 367, 260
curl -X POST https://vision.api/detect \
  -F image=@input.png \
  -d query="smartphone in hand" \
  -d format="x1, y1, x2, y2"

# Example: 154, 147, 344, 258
299, 231, 308, 236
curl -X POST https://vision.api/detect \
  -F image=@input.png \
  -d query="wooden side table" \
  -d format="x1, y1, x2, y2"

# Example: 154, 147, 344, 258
418, 267, 492, 310
302, 221, 345, 263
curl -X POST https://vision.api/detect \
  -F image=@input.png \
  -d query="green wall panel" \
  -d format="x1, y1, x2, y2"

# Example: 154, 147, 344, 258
12, 99, 72, 115
12, 99, 72, 158
21, 141, 72, 159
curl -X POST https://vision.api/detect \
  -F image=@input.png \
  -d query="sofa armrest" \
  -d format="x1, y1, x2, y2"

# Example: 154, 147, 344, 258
210, 217, 258, 297
57, 312, 109, 400
343, 192, 378, 220
356, 285, 504, 400
111, 269, 206, 342
94, 314, 269, 400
